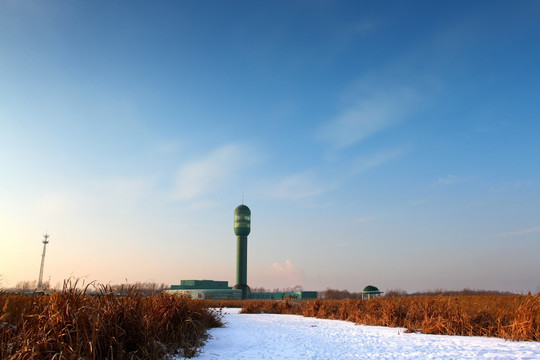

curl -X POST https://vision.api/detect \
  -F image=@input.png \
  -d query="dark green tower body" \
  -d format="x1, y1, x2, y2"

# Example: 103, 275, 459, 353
233, 204, 251, 299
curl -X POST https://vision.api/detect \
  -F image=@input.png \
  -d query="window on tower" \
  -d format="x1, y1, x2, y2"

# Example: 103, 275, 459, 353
235, 222, 250, 227
235, 215, 250, 221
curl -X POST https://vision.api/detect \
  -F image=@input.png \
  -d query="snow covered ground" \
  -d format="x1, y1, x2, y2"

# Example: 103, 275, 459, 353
184, 308, 540, 360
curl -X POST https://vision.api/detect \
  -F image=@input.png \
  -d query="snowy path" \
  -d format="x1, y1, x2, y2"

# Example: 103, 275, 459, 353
186, 308, 540, 360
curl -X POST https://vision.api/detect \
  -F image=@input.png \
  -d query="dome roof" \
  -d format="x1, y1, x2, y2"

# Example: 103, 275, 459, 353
363, 285, 380, 293
235, 204, 251, 214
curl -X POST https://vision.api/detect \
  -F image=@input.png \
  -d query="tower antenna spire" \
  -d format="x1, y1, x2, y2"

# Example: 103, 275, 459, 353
37, 233, 50, 291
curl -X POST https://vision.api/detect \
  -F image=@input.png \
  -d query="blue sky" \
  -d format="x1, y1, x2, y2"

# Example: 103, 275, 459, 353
1, 1, 539, 293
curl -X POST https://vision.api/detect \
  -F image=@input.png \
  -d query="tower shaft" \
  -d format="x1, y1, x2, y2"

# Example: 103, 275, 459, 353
236, 235, 248, 286
233, 204, 251, 299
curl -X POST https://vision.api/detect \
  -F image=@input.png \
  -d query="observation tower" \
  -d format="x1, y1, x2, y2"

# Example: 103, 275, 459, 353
233, 204, 251, 299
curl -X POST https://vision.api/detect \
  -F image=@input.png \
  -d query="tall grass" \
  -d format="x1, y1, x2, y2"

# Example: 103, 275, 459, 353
0, 280, 222, 359
239, 295, 540, 341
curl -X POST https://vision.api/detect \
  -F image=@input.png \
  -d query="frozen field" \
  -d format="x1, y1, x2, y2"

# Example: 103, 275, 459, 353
185, 308, 540, 360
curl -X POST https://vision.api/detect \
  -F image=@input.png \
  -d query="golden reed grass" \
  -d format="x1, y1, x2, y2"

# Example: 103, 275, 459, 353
0, 281, 222, 359
234, 295, 540, 341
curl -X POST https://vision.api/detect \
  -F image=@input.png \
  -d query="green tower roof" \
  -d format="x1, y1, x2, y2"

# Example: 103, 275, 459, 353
363, 285, 380, 293
235, 204, 251, 214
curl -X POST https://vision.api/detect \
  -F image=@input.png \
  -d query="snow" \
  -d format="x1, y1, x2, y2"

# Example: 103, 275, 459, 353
184, 308, 540, 360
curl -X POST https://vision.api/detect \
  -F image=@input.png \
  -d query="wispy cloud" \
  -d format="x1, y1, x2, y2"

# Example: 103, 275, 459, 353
432, 174, 465, 186
489, 180, 533, 193
170, 143, 256, 201
318, 86, 419, 149
353, 147, 407, 172
495, 226, 540, 238
265, 171, 331, 201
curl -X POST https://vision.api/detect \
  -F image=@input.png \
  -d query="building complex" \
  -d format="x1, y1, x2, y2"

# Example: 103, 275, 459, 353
167, 204, 381, 301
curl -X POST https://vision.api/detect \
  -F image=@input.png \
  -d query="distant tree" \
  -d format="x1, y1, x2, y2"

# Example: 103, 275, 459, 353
262, 285, 305, 293
385, 288, 408, 297
393, 288, 516, 297
104, 281, 169, 296
321, 288, 362, 299
7, 279, 51, 294
15, 280, 37, 291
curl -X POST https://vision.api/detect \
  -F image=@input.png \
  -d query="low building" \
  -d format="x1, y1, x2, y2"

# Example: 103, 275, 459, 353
166, 280, 242, 300
167, 280, 318, 300
170, 279, 231, 290
167, 288, 243, 300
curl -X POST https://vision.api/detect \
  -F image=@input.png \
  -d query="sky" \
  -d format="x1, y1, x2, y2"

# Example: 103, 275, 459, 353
1, 0, 539, 293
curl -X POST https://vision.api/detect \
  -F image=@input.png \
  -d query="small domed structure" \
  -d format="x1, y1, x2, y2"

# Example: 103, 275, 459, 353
361, 285, 383, 299
363, 285, 379, 292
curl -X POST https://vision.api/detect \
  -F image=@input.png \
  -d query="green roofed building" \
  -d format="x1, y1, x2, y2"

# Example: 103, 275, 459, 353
166, 280, 243, 300
170, 280, 230, 290
361, 285, 383, 299
167, 280, 318, 300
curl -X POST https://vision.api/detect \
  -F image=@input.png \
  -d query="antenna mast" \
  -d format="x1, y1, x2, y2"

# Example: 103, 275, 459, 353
37, 234, 50, 290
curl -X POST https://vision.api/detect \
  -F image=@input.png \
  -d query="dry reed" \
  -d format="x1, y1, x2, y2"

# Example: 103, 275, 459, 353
238, 295, 540, 341
0, 280, 222, 359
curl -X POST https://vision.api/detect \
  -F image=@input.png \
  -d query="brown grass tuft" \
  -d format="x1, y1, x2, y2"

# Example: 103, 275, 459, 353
0, 279, 222, 359
239, 295, 540, 341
